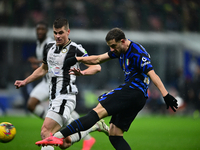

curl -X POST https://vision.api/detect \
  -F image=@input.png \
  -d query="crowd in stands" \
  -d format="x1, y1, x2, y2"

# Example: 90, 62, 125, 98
0, 0, 200, 32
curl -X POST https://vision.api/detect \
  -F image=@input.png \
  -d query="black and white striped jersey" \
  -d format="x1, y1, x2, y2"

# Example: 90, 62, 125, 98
43, 39, 88, 100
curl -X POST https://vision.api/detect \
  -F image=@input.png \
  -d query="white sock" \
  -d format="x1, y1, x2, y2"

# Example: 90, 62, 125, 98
54, 131, 64, 138
70, 129, 91, 144
41, 145, 54, 150
70, 111, 92, 140
83, 134, 92, 140
70, 111, 80, 119
33, 104, 47, 119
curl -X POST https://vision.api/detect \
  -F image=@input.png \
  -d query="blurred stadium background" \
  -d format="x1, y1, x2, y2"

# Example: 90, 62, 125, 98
0, 0, 200, 117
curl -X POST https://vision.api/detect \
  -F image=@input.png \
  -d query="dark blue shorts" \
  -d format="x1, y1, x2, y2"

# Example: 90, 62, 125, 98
98, 83, 146, 132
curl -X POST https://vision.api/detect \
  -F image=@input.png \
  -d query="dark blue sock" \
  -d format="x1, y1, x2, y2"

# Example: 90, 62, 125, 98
60, 110, 100, 137
109, 136, 131, 150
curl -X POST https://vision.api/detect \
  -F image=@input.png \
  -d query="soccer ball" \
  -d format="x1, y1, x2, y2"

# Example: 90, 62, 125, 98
0, 122, 16, 143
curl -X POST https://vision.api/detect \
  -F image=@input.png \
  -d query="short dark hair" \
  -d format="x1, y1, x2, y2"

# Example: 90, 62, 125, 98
105, 28, 126, 42
36, 21, 48, 28
53, 17, 69, 30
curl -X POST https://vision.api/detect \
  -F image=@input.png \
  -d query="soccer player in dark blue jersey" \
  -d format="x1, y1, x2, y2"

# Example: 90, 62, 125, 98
36, 27, 178, 149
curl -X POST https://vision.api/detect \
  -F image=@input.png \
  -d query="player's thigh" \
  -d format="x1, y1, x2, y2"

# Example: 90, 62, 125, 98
110, 90, 146, 131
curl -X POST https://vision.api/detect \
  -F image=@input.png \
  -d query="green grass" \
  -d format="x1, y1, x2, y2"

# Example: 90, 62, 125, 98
0, 115, 200, 150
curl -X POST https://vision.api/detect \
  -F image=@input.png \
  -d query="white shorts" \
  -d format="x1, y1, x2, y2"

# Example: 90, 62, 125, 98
48, 94, 76, 126
46, 110, 74, 127
30, 79, 49, 102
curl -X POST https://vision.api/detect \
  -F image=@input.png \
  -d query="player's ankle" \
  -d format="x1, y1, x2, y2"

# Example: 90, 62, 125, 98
54, 131, 64, 138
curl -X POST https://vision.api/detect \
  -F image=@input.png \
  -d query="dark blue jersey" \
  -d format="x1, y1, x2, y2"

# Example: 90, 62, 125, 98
108, 40, 153, 97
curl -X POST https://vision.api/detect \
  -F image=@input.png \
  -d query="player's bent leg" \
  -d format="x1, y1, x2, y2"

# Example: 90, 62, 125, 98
35, 119, 110, 147
93, 103, 109, 119
27, 97, 47, 119
27, 97, 40, 112
71, 110, 96, 150
109, 136, 131, 150
58, 103, 107, 138
41, 117, 61, 140
109, 123, 131, 150
109, 123, 123, 136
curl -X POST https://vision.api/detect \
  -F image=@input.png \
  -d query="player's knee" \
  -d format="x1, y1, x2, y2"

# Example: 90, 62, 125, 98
93, 103, 108, 119
109, 123, 123, 136
27, 103, 34, 112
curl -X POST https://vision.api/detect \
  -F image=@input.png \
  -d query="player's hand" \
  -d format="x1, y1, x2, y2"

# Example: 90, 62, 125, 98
163, 93, 178, 112
63, 57, 78, 69
14, 80, 26, 89
28, 56, 38, 63
69, 68, 83, 76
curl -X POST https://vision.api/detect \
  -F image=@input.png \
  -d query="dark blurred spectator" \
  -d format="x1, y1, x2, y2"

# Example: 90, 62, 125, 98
0, 0, 12, 26
12, 0, 28, 26
148, 15, 163, 31
187, 1, 200, 31
2, 0, 200, 31
71, 1, 89, 28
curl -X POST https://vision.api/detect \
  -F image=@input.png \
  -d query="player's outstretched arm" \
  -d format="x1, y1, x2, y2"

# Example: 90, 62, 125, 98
63, 53, 111, 69
147, 70, 178, 112
14, 63, 48, 89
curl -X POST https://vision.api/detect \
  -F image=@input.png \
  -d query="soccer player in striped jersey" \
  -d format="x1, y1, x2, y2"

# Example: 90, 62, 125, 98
26, 20, 97, 150
15, 18, 110, 150
35, 27, 178, 149
26, 21, 53, 119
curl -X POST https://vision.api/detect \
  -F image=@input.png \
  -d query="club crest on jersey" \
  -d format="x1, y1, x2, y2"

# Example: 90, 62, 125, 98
62, 49, 68, 53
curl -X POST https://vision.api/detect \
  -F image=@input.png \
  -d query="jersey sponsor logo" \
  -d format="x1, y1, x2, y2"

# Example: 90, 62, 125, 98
141, 57, 150, 67
54, 67, 60, 75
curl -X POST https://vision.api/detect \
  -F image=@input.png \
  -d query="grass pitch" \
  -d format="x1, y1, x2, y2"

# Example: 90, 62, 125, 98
0, 115, 200, 150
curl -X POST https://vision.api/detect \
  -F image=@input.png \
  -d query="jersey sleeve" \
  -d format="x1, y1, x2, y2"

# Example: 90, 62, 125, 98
43, 43, 54, 64
76, 44, 88, 57
108, 51, 119, 59
139, 55, 153, 74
